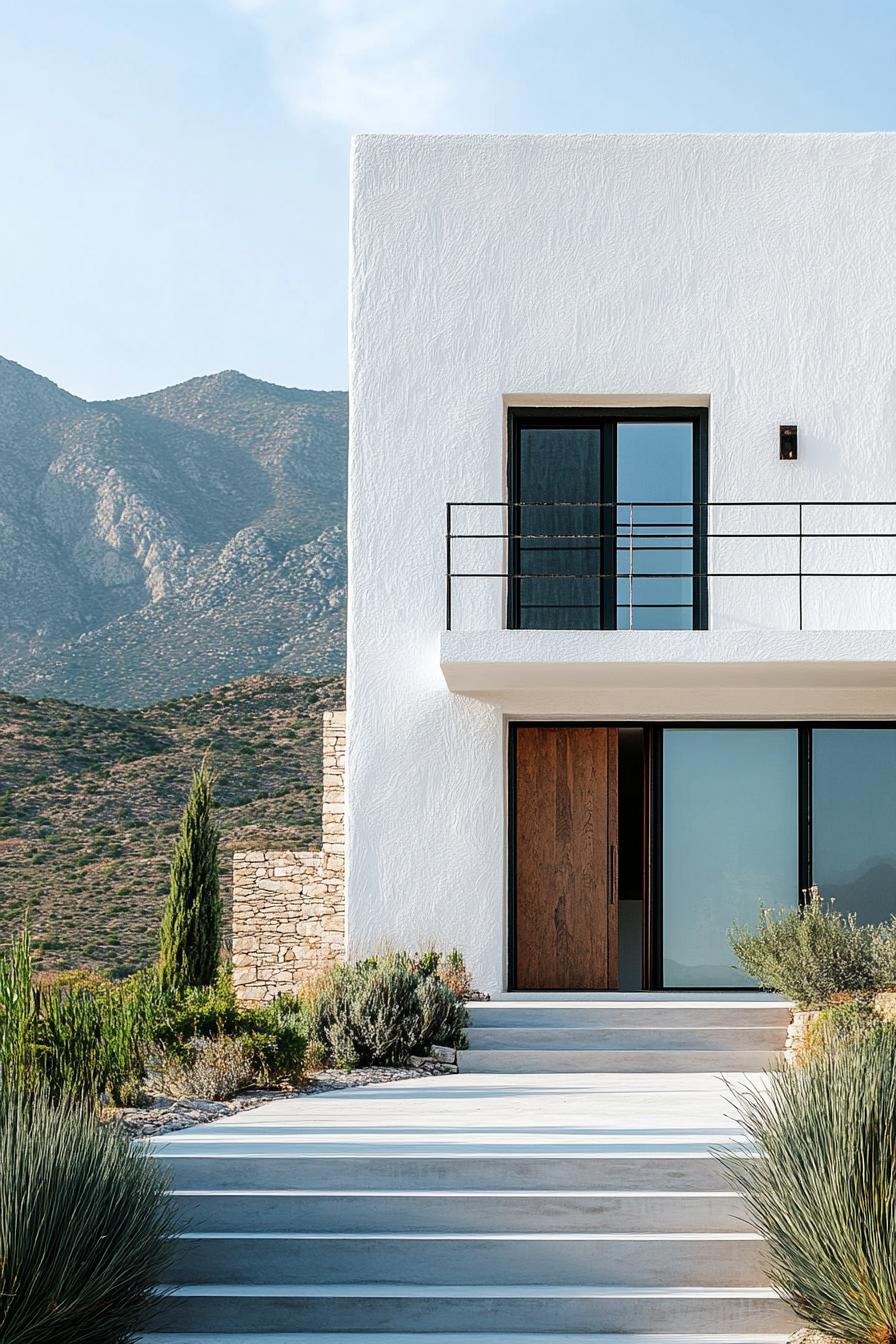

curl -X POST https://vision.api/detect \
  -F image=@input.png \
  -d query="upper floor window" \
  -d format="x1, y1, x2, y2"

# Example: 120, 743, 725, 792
508, 408, 708, 630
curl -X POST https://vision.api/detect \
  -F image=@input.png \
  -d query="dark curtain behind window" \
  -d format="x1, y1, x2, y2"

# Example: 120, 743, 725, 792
516, 428, 601, 630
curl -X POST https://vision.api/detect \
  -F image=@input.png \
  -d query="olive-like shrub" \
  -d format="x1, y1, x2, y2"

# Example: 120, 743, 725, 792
308, 952, 469, 1069
729, 889, 896, 1008
0, 1085, 176, 1344
720, 1024, 896, 1344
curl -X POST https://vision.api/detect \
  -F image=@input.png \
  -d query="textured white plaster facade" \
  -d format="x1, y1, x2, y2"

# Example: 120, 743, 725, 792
347, 134, 896, 994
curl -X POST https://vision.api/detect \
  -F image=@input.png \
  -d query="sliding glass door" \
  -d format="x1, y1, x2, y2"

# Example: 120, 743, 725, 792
812, 730, 896, 924
662, 728, 799, 988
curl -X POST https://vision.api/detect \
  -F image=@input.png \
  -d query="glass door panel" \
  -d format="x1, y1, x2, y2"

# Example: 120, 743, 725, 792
662, 728, 799, 987
812, 729, 896, 924
516, 427, 601, 629
616, 422, 696, 630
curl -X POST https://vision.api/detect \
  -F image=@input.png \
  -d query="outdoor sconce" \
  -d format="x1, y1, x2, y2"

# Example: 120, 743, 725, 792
780, 425, 798, 460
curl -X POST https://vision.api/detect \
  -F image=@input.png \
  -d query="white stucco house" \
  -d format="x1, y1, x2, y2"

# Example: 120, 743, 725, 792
345, 132, 896, 998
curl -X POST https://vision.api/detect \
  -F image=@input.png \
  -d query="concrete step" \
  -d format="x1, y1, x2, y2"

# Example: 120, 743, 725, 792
151, 1283, 798, 1335
154, 1152, 740, 1192
141, 1335, 790, 1344
458, 1049, 778, 1073
464, 1027, 786, 1050
467, 1001, 791, 1030
168, 1232, 766, 1287
171, 1189, 747, 1233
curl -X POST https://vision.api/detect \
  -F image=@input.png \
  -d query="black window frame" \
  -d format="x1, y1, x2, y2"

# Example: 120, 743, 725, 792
507, 406, 709, 631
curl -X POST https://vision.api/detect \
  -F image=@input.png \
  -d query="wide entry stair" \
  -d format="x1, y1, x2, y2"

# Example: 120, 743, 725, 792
143, 992, 795, 1343
460, 993, 788, 1073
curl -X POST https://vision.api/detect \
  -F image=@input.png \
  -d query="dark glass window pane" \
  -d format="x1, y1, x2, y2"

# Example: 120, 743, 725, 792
812, 730, 896, 924
517, 428, 601, 630
616, 423, 695, 630
663, 728, 799, 987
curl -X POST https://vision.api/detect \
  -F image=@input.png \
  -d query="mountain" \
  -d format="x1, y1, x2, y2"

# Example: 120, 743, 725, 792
0, 674, 345, 975
0, 358, 347, 706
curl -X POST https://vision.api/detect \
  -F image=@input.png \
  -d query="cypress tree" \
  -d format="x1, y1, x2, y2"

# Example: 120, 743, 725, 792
158, 761, 221, 989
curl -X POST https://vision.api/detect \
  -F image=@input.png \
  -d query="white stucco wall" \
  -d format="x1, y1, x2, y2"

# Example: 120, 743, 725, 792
347, 134, 896, 992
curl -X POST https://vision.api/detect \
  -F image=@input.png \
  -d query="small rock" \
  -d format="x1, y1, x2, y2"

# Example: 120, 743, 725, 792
429, 1044, 456, 1063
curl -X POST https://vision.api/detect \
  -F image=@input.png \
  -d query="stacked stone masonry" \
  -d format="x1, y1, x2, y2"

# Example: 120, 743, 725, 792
232, 711, 345, 1002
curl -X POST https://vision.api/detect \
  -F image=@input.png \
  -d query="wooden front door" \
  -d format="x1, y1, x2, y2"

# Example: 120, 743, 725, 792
513, 726, 618, 990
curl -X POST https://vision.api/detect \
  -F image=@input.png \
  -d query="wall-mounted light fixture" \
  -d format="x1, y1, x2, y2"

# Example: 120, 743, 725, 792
780, 425, 798, 460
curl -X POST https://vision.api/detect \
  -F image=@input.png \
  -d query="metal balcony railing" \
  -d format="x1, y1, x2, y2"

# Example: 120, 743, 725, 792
445, 500, 896, 632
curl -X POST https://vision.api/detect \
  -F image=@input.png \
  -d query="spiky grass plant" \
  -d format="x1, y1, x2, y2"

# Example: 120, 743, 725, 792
0, 918, 38, 1092
720, 1024, 896, 1343
0, 924, 165, 1105
0, 1085, 176, 1344
158, 760, 222, 990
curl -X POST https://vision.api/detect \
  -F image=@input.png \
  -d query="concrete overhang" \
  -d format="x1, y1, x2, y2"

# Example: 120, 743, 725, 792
439, 629, 896, 694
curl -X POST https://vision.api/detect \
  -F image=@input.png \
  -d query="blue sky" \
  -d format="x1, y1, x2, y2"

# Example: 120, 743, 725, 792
2, 0, 896, 399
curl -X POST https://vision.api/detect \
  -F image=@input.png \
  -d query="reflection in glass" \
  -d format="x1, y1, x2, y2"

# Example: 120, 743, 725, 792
616, 422, 694, 630
813, 730, 896, 924
663, 729, 799, 987
517, 428, 601, 630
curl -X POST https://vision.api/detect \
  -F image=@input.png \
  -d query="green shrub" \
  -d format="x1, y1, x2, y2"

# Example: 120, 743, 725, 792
729, 889, 879, 1007
0, 923, 36, 1093
417, 972, 468, 1052
2, 926, 305, 1105
803, 996, 875, 1061
158, 761, 222, 990
308, 952, 469, 1069
38, 977, 155, 1106
871, 918, 896, 988
160, 1035, 257, 1100
719, 1025, 896, 1343
1, 926, 162, 1105
0, 1085, 176, 1344
155, 970, 307, 1088
437, 947, 474, 999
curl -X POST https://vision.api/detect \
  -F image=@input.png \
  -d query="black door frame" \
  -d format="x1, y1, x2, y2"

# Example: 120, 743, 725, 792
506, 406, 709, 633
508, 719, 896, 992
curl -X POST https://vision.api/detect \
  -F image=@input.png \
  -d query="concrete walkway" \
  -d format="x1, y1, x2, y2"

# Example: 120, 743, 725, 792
150, 1067, 759, 1157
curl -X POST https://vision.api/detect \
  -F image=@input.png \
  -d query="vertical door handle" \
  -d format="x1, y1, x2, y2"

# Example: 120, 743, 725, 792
609, 843, 617, 904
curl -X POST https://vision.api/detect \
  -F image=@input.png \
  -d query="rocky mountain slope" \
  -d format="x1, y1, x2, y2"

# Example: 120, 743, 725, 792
0, 357, 347, 706
0, 674, 345, 975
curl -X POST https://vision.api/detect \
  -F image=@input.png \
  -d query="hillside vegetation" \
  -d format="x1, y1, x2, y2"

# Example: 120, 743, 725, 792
0, 674, 344, 976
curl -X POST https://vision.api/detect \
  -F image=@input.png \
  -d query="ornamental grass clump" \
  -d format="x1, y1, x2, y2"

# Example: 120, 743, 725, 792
0, 923, 164, 1104
719, 1024, 896, 1344
0, 1084, 176, 1344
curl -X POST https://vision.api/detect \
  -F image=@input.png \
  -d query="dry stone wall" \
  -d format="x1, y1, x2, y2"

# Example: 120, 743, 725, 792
232, 711, 345, 1002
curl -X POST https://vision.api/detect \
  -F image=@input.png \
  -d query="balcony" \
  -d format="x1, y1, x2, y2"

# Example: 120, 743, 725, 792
440, 500, 896, 702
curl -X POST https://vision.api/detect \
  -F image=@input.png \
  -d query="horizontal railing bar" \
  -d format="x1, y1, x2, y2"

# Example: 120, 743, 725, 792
520, 604, 691, 610
451, 531, 896, 540
450, 571, 896, 580
449, 499, 896, 508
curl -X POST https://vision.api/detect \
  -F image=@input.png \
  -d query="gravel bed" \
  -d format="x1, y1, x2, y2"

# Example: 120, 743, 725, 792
110, 1060, 457, 1137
